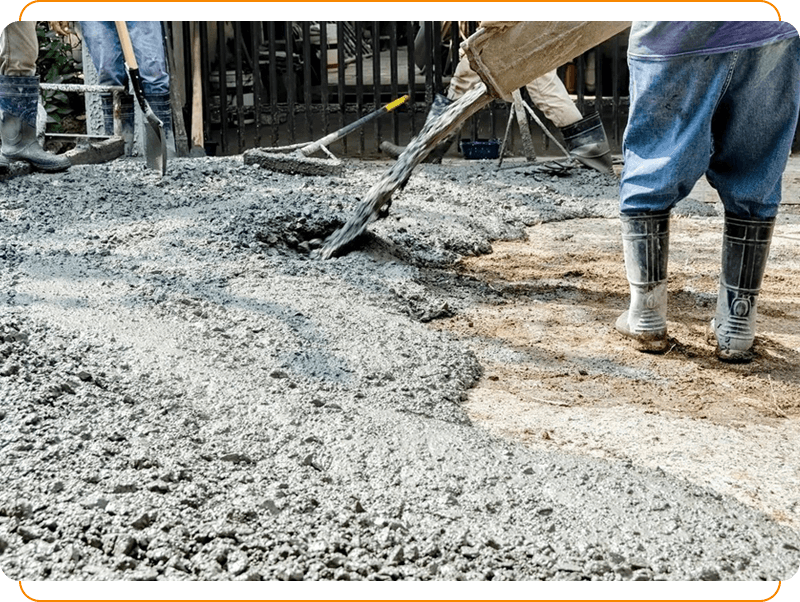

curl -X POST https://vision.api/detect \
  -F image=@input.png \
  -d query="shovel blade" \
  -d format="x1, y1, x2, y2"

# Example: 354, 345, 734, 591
142, 107, 167, 176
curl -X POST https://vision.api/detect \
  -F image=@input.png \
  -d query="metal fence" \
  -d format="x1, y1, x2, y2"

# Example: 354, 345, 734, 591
168, 22, 631, 157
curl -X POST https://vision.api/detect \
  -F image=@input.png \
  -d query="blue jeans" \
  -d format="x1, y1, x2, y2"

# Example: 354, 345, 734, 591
80, 21, 170, 96
620, 37, 800, 220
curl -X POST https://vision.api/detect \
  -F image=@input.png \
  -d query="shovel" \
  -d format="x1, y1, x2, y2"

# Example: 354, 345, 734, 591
115, 21, 167, 175
243, 95, 409, 176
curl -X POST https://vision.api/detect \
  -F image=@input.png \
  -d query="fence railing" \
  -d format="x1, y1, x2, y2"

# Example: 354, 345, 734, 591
166, 22, 630, 158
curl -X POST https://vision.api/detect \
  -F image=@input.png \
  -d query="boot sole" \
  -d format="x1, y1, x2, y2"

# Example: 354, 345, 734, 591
710, 319, 756, 363
717, 348, 755, 363
615, 312, 668, 353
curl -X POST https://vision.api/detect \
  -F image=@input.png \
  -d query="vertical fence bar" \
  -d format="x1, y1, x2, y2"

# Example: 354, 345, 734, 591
576, 52, 585, 115
252, 22, 262, 147
337, 23, 346, 152
302, 21, 313, 141
286, 22, 297, 143
200, 22, 211, 150
407, 22, 416, 135
423, 21, 434, 106
389, 21, 399, 143
217, 21, 228, 154
595, 45, 603, 117
355, 22, 365, 154
320, 21, 329, 136
267, 21, 280, 146
372, 22, 381, 148
234, 21, 245, 153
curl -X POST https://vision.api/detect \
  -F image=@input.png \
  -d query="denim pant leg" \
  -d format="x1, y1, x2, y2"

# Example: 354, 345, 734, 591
620, 53, 734, 215
128, 21, 169, 96
80, 21, 127, 87
706, 37, 800, 220
80, 21, 169, 96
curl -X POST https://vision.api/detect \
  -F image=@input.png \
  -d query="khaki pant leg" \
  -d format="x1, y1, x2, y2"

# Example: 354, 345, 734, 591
524, 69, 582, 128
0, 21, 39, 76
446, 53, 483, 100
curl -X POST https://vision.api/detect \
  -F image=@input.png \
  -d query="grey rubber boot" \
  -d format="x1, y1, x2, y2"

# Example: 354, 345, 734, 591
145, 93, 176, 157
615, 211, 670, 352
560, 111, 613, 174
380, 93, 454, 164
100, 92, 135, 154
713, 214, 775, 362
0, 75, 71, 172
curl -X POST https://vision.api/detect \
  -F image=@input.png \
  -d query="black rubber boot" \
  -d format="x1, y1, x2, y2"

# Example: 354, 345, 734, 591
0, 75, 70, 172
100, 92, 135, 154
615, 211, 670, 352
560, 111, 613, 174
713, 214, 775, 362
145, 93, 176, 156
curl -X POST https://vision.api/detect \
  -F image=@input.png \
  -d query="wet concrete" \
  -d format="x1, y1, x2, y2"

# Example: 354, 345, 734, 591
0, 155, 798, 580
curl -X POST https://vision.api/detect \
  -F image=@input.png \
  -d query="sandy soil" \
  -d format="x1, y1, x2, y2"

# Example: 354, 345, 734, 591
439, 212, 800, 532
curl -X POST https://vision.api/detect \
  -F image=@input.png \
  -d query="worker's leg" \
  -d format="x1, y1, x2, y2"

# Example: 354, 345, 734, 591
708, 37, 800, 361
80, 21, 127, 87
127, 22, 174, 153
706, 37, 800, 221
0, 22, 70, 172
526, 70, 612, 173
616, 52, 732, 350
446, 53, 482, 101
523, 70, 582, 127
620, 53, 733, 214
0, 21, 38, 77
0, 22, 36, 172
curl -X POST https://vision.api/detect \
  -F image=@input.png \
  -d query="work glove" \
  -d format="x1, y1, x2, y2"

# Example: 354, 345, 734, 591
48, 21, 72, 37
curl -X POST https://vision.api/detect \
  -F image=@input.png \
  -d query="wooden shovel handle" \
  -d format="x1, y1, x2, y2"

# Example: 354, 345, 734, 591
114, 21, 138, 70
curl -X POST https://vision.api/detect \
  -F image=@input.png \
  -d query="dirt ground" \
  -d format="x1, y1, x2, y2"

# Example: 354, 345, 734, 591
439, 210, 800, 532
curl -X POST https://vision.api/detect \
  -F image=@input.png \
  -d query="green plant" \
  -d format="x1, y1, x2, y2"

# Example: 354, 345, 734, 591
36, 22, 80, 132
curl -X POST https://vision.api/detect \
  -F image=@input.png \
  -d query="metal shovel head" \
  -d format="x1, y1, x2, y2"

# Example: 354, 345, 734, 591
142, 106, 167, 176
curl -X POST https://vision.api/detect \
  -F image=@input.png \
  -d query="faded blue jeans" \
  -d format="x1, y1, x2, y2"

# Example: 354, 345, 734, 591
80, 21, 170, 96
620, 36, 800, 220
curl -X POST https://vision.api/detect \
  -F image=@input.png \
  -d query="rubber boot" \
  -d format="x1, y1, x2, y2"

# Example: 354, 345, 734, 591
0, 153, 8, 175
615, 211, 670, 352
713, 214, 775, 362
0, 75, 70, 172
145, 93, 176, 157
380, 93, 454, 164
100, 92, 135, 155
560, 111, 613, 175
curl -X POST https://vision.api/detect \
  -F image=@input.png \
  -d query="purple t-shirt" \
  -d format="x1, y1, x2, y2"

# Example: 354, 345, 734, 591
629, 21, 798, 58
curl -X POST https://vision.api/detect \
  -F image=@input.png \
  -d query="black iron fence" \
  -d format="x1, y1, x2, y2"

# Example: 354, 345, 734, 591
167, 22, 631, 157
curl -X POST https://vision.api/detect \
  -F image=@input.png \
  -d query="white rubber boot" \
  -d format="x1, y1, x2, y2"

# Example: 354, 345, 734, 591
615, 211, 670, 352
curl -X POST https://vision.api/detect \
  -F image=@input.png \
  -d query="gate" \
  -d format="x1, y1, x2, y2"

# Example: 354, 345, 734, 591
168, 22, 630, 158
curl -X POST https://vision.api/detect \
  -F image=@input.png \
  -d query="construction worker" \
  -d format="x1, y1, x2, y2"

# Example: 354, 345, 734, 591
615, 21, 800, 362
79, 21, 174, 155
0, 21, 71, 173
381, 21, 613, 173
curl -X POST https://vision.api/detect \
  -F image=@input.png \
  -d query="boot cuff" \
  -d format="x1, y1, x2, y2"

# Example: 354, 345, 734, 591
560, 111, 603, 141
